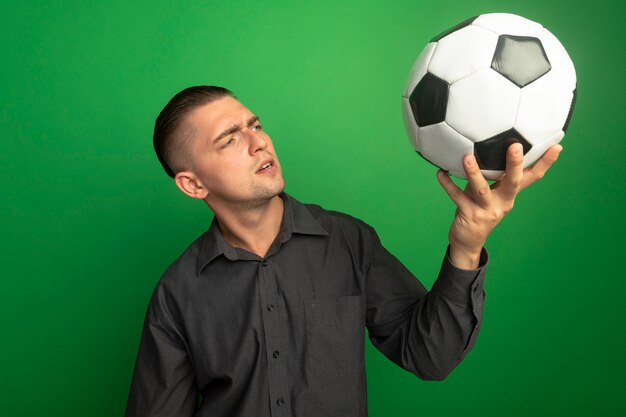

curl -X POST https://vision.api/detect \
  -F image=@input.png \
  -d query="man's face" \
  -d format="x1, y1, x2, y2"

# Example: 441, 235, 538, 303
181, 96, 285, 208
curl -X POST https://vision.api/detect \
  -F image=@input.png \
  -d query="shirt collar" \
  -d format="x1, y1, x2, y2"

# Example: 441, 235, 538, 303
195, 192, 328, 275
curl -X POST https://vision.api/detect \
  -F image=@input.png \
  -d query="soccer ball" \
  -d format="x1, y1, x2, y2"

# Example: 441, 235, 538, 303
401, 13, 577, 180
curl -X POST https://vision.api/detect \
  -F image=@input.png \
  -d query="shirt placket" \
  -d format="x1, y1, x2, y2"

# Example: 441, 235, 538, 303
257, 258, 290, 417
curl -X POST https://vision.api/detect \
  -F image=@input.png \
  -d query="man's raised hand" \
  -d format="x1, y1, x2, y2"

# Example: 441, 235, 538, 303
436, 142, 563, 269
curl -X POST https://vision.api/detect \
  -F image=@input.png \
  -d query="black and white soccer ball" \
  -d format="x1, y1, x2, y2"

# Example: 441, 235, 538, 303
401, 13, 577, 180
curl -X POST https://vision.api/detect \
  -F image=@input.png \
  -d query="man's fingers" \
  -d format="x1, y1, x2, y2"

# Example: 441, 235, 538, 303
436, 169, 473, 209
520, 144, 563, 190
500, 142, 525, 199
463, 154, 493, 207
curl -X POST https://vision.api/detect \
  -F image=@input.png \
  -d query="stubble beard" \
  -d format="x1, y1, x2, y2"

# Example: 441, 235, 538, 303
235, 174, 285, 211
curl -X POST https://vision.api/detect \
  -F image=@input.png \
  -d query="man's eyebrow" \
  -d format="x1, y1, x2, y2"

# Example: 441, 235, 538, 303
212, 115, 260, 144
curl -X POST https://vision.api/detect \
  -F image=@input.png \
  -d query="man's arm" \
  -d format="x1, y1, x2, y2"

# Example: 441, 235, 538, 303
365, 226, 488, 381
125, 285, 198, 417
365, 143, 561, 380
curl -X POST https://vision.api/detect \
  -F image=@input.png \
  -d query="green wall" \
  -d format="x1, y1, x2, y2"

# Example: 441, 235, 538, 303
1, 0, 624, 416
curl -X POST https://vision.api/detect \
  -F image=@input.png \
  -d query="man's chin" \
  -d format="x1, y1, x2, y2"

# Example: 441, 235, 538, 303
244, 181, 285, 206
276, 179, 286, 196
267, 176, 285, 197
266, 183, 286, 202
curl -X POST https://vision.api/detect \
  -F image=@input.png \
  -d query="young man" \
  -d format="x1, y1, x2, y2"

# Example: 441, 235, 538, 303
125, 86, 562, 417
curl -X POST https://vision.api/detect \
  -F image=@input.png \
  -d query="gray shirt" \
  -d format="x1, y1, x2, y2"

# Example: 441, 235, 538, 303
125, 192, 488, 417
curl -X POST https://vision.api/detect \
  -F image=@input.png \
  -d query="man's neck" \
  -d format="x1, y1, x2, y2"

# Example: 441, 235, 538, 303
211, 195, 285, 258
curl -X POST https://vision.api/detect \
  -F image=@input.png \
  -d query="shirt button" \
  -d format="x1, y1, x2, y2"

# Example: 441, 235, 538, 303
267, 304, 275, 311
261, 260, 268, 267
276, 398, 284, 406
273, 350, 280, 358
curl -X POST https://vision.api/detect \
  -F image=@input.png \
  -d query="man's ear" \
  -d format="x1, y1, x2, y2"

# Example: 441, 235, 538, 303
174, 171, 209, 199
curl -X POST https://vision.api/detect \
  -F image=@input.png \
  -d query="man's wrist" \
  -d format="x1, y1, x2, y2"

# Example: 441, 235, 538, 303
448, 243, 483, 270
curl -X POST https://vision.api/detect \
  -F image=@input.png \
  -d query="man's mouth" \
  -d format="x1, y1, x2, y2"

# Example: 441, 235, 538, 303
257, 160, 274, 173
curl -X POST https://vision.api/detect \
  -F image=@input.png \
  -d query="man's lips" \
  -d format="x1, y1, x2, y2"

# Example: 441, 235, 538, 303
256, 158, 275, 173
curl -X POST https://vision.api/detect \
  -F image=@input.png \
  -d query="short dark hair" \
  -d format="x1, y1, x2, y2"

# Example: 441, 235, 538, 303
153, 85, 235, 178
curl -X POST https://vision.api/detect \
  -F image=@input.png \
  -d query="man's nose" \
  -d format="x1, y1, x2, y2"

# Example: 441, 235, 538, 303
246, 128, 267, 155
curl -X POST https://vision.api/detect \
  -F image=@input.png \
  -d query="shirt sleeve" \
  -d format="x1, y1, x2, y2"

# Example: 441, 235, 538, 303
125, 283, 198, 417
364, 226, 488, 381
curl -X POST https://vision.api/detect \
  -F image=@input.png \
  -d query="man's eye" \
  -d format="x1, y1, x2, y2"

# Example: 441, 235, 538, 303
223, 137, 236, 148
251, 124, 263, 132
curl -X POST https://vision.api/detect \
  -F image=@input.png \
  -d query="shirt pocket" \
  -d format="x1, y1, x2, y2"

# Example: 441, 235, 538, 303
304, 294, 364, 378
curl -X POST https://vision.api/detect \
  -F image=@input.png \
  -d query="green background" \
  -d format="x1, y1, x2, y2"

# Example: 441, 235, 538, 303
1, 0, 624, 416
